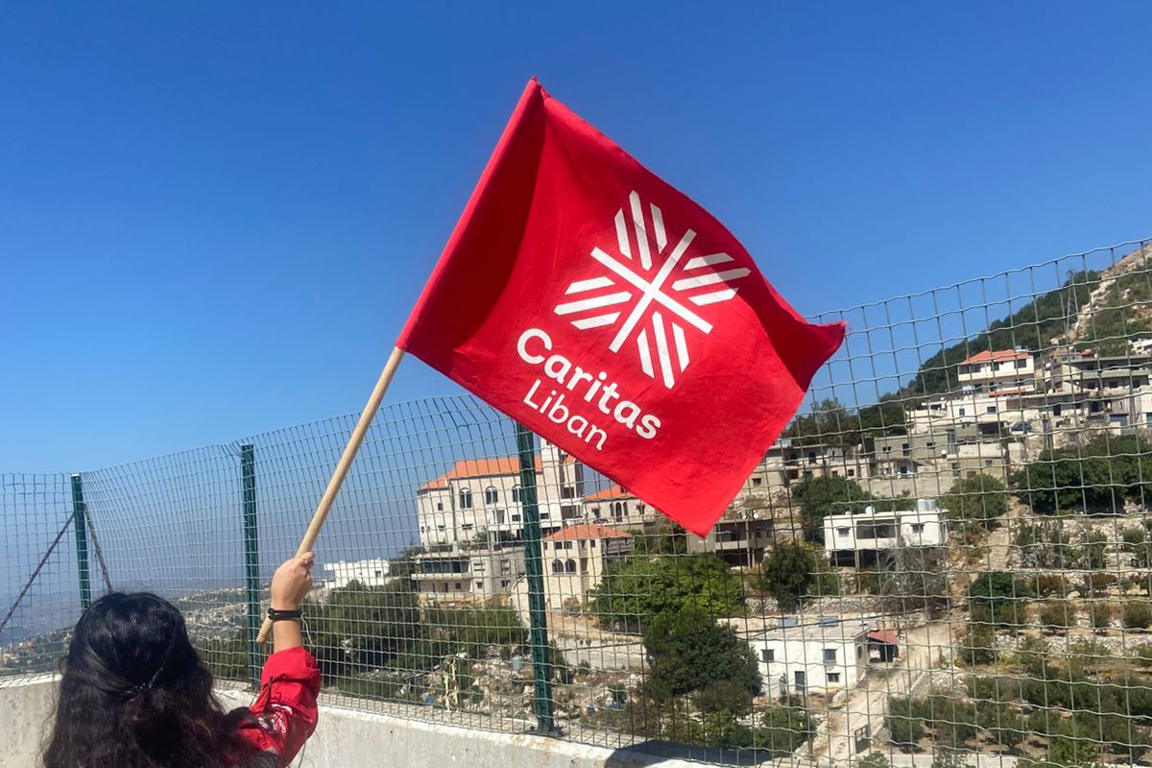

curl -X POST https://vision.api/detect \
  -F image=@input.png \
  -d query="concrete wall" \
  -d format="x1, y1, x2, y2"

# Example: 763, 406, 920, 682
1, 677, 722, 768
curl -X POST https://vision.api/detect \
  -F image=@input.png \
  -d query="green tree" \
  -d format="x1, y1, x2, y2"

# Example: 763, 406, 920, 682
759, 541, 824, 612
857, 753, 892, 768
968, 571, 1024, 626
695, 680, 754, 717
589, 553, 745, 631
790, 474, 870, 543
642, 609, 761, 701
941, 474, 1008, 526
1012, 433, 1152, 515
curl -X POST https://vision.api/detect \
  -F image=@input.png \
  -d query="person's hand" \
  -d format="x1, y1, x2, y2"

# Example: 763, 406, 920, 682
271, 552, 314, 610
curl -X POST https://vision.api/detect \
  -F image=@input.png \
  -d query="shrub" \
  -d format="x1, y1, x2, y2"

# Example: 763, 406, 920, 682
1082, 572, 1118, 597
968, 571, 1024, 626
758, 704, 814, 754
1124, 526, 1147, 547
1078, 530, 1109, 570
857, 753, 891, 768
1090, 602, 1114, 632
1134, 643, 1152, 667
1124, 601, 1152, 629
886, 696, 927, 749
1039, 600, 1076, 633
1029, 573, 1069, 598
958, 622, 997, 667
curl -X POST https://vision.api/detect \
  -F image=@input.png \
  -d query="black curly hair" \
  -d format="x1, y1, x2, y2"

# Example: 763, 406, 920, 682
43, 592, 275, 768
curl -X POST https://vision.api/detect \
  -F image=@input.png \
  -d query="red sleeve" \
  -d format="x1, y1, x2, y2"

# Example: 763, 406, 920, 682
232, 647, 321, 767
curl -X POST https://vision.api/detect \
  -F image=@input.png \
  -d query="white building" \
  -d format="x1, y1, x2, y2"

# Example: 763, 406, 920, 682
745, 619, 869, 695
323, 558, 392, 589
416, 439, 584, 546
583, 484, 655, 530
956, 349, 1036, 392
411, 546, 526, 602
823, 499, 948, 564
541, 523, 632, 610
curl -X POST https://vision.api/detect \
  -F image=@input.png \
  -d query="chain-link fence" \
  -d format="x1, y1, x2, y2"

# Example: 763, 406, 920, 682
4, 236, 1152, 767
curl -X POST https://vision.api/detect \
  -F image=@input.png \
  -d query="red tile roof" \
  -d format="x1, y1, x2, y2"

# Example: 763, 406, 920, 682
544, 523, 631, 542
585, 483, 635, 501
960, 350, 1031, 365
867, 630, 898, 644
418, 456, 542, 492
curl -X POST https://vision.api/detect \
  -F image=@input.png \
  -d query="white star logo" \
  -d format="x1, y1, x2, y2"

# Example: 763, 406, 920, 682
554, 191, 749, 388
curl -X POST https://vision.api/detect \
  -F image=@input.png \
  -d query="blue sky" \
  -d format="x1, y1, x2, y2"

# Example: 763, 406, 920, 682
2, 2, 1150, 471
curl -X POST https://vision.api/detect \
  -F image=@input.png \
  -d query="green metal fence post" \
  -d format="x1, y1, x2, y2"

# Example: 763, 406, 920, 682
240, 444, 261, 690
515, 423, 555, 735
70, 474, 91, 611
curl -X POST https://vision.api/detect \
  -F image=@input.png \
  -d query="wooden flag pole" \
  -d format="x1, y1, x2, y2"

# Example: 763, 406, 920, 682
255, 345, 405, 643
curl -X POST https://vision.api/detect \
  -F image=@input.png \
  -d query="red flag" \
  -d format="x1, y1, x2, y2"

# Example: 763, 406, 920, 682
398, 79, 844, 537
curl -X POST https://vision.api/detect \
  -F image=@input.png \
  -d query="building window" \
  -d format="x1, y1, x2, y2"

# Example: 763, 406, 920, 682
485, 486, 499, 505
437, 502, 443, 512
501, 580, 509, 588
590, 540, 597, 548
847, 469, 855, 477
823, 648, 837, 664
827, 672, 841, 684
459, 488, 473, 509
476, 580, 483, 589
512, 485, 522, 503
552, 560, 564, 573
958, 408, 966, 416
752, 477, 763, 487
986, 406, 996, 414
511, 514, 521, 522
374, 570, 382, 578
910, 523, 925, 533
1016, 359, 1027, 368
985, 459, 994, 467
761, 649, 775, 663
612, 502, 625, 520
564, 541, 573, 550
837, 527, 850, 536
638, 504, 646, 515
454, 582, 462, 591
565, 559, 577, 573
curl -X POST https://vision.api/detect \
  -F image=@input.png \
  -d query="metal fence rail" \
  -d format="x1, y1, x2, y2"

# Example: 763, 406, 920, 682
4, 236, 1152, 767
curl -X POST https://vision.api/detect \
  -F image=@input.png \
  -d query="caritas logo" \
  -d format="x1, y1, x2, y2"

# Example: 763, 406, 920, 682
398, 78, 844, 536
515, 191, 751, 451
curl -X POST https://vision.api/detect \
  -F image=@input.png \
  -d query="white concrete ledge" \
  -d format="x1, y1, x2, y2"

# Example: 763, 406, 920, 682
4, 678, 732, 768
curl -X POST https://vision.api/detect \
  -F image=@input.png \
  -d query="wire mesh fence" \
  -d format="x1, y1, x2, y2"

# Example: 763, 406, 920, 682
4, 236, 1152, 766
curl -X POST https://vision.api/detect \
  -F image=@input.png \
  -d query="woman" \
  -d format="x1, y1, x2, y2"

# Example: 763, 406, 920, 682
44, 553, 320, 768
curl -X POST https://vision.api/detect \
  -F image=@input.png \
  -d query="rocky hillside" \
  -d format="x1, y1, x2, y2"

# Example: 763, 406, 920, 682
905, 240, 1152, 398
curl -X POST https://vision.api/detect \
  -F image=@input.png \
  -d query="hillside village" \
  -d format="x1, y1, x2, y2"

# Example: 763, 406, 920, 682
293, 244, 1152, 762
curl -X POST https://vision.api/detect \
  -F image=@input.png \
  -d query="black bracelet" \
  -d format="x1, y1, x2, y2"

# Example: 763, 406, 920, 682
267, 608, 302, 622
